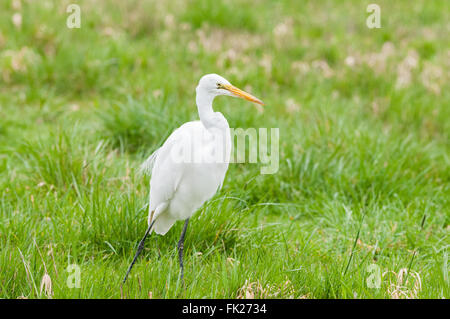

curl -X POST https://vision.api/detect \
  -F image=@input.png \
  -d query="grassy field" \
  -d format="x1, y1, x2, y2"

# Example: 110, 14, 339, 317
0, 0, 449, 298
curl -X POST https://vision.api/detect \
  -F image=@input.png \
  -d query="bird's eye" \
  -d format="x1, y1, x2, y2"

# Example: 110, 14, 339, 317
216, 83, 222, 89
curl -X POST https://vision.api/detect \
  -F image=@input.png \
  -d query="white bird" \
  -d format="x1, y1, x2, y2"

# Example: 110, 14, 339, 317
123, 74, 264, 283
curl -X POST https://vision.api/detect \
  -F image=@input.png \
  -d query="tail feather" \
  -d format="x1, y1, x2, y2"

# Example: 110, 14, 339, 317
139, 148, 160, 175
153, 213, 176, 235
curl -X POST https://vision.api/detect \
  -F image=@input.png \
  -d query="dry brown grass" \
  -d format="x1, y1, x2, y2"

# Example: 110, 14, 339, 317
383, 268, 422, 299
237, 278, 297, 299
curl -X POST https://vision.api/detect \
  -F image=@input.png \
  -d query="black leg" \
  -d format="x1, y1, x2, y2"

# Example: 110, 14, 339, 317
177, 218, 190, 282
122, 218, 156, 285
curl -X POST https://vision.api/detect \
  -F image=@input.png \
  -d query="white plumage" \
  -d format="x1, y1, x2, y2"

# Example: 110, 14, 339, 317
143, 121, 231, 234
122, 73, 263, 283
142, 74, 263, 235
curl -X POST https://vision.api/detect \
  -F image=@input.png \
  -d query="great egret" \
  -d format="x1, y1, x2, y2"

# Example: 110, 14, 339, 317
122, 74, 264, 284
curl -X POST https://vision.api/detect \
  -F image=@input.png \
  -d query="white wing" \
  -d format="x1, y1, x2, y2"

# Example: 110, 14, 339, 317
147, 121, 206, 211
144, 120, 231, 235
139, 148, 160, 175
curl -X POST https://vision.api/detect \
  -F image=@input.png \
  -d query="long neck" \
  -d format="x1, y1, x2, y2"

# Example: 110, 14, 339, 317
196, 89, 216, 128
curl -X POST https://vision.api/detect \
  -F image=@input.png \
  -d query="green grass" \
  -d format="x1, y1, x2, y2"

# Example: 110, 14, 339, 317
0, 0, 449, 298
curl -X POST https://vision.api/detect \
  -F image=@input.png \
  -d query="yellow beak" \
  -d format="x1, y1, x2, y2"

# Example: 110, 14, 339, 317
222, 84, 264, 105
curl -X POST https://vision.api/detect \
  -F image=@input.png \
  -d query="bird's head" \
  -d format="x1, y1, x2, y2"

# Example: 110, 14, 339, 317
196, 74, 264, 105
